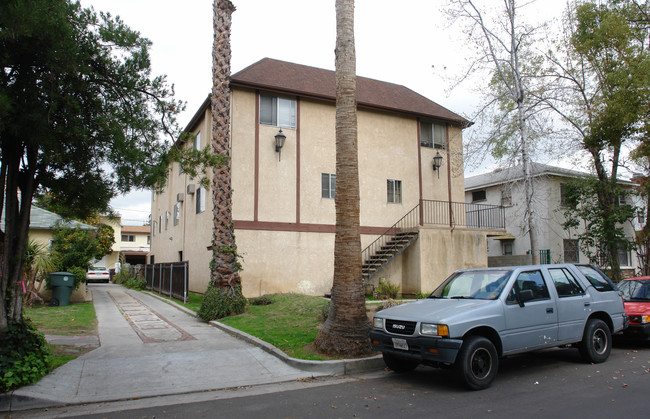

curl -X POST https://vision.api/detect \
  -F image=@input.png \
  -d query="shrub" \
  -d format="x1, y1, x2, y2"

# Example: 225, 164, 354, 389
122, 276, 146, 290
248, 295, 273, 306
378, 299, 403, 311
0, 319, 52, 392
198, 284, 247, 321
376, 280, 400, 300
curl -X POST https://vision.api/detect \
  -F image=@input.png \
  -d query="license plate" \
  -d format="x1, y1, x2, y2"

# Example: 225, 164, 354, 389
392, 338, 408, 351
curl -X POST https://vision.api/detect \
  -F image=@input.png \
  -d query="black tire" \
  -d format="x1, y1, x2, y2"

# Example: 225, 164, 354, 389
383, 352, 418, 373
579, 319, 611, 363
455, 336, 498, 390
50, 298, 59, 307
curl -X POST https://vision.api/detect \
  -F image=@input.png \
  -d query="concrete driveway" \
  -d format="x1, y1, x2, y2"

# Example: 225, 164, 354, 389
2, 284, 325, 410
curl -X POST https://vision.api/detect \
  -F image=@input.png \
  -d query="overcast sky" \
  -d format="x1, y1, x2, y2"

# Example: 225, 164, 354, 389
80, 0, 566, 225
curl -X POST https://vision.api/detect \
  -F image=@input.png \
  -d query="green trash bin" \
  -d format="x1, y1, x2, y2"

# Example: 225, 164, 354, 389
49, 272, 75, 306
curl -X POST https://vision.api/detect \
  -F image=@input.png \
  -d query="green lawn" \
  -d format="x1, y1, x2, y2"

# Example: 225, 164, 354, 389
24, 302, 98, 367
219, 294, 330, 360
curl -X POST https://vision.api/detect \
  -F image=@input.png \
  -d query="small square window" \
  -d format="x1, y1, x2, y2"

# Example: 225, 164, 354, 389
322, 173, 336, 199
260, 94, 296, 129
387, 179, 402, 204
472, 190, 486, 202
420, 122, 446, 149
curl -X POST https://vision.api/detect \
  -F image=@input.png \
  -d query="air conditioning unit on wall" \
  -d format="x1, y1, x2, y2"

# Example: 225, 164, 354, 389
177, 193, 185, 202
187, 184, 196, 194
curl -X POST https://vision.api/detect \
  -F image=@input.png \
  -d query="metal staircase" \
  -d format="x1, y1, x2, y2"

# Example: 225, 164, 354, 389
362, 231, 419, 284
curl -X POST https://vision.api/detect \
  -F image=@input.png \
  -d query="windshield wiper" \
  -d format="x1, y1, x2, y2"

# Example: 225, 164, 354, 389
450, 296, 473, 299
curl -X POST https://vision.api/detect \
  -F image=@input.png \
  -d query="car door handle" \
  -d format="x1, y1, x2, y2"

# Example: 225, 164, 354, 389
584, 302, 590, 307
546, 308, 554, 313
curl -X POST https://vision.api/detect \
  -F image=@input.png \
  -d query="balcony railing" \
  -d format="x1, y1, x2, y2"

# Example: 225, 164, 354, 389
361, 200, 505, 268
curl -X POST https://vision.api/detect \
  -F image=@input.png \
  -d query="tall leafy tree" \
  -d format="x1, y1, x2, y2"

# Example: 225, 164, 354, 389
0, 0, 184, 330
314, 0, 372, 357
539, 0, 650, 280
448, 0, 546, 264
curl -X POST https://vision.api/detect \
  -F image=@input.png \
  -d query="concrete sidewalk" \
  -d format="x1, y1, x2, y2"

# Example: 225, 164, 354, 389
1, 284, 382, 412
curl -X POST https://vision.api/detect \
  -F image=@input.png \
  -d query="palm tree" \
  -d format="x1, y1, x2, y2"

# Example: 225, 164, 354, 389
314, 0, 372, 357
198, 0, 244, 320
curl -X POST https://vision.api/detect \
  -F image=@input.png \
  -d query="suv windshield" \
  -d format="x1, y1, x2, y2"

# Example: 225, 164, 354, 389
430, 270, 512, 300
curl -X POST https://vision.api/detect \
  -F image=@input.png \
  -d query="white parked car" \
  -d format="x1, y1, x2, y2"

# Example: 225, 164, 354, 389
370, 264, 628, 390
86, 266, 110, 283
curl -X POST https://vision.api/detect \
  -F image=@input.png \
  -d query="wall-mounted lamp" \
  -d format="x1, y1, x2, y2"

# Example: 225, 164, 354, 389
432, 151, 443, 178
274, 129, 286, 161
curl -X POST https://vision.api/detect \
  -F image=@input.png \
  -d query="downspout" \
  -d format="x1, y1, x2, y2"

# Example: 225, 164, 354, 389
446, 123, 454, 231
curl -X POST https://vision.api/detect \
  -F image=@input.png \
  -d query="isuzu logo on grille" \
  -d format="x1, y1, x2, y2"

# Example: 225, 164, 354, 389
392, 324, 406, 330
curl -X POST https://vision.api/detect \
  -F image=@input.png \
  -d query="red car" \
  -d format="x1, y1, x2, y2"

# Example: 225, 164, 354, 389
617, 276, 650, 340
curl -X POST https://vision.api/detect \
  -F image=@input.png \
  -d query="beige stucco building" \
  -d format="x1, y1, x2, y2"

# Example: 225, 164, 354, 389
150, 58, 504, 297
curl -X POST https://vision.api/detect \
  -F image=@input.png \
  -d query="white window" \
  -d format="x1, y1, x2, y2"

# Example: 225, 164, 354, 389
194, 130, 201, 151
420, 122, 446, 149
158, 216, 162, 233
387, 179, 402, 204
196, 187, 206, 213
321, 173, 336, 199
147, 235, 151, 245
260, 94, 296, 129
165, 211, 169, 230
121, 235, 135, 242
152, 221, 157, 237
173, 203, 181, 226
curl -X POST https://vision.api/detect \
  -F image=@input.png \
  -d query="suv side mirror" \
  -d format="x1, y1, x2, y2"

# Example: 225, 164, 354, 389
518, 289, 535, 307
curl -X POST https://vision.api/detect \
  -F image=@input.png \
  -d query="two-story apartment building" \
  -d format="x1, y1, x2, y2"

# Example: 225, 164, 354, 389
465, 162, 639, 275
119, 225, 150, 265
150, 58, 504, 297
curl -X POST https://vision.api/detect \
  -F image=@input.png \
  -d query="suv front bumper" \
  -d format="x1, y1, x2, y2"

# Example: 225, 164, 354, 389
370, 330, 463, 364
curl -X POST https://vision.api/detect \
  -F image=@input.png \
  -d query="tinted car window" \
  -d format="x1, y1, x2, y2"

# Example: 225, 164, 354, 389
575, 265, 615, 292
506, 270, 550, 304
549, 268, 584, 297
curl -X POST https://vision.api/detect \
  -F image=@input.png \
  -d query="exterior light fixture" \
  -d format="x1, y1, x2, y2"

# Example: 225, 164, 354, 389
274, 129, 286, 161
432, 151, 443, 178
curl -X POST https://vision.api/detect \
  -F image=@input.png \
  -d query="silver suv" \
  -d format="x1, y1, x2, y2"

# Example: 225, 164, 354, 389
370, 264, 628, 390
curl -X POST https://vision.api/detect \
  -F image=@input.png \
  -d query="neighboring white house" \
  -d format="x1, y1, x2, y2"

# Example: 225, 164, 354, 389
465, 163, 639, 275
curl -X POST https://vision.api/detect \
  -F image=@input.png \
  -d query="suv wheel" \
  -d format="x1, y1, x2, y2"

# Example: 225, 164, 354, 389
579, 318, 611, 363
455, 336, 498, 390
382, 353, 418, 373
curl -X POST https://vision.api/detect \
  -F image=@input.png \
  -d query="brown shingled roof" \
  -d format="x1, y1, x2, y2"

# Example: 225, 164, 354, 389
121, 225, 150, 234
231, 58, 469, 126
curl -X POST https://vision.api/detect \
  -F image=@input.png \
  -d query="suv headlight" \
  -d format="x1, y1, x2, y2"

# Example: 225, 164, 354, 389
420, 323, 449, 337
373, 317, 384, 330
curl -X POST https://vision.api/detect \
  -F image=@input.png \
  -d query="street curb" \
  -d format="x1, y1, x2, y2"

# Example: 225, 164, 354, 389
144, 291, 385, 375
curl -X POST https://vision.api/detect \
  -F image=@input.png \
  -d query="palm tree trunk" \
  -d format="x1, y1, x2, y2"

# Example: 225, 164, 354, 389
314, 0, 372, 357
210, 0, 241, 292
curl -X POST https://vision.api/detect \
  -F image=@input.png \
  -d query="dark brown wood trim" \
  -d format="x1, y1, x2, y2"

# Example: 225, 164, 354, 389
416, 118, 424, 226
254, 90, 260, 222
296, 97, 301, 224
233, 220, 389, 235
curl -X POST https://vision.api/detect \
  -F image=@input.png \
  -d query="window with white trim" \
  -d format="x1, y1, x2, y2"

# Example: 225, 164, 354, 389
173, 203, 181, 226
420, 121, 446, 149
260, 94, 296, 129
165, 211, 169, 230
194, 130, 201, 151
158, 216, 162, 233
152, 221, 157, 236
196, 187, 206, 213
121, 235, 135, 242
321, 173, 336, 199
387, 179, 402, 204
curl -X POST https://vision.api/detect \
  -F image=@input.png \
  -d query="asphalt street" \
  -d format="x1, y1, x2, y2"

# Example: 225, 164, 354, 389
14, 341, 650, 419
